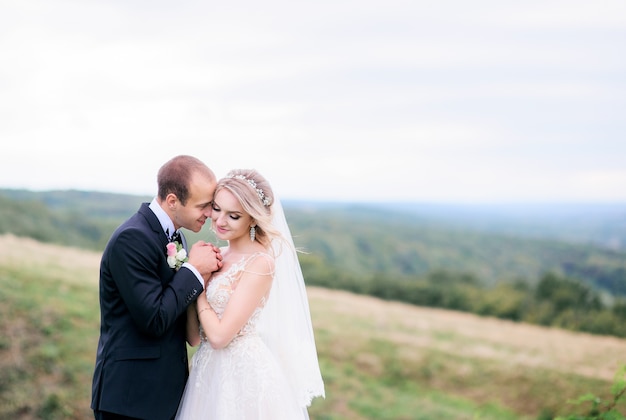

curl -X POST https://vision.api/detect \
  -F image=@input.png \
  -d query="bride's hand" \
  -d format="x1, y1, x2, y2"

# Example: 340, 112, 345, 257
188, 241, 221, 276
212, 244, 223, 268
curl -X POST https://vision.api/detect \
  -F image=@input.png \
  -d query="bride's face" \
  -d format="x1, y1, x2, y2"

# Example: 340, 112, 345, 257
210, 189, 254, 242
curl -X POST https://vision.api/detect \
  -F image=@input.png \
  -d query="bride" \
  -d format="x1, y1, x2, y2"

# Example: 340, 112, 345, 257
175, 169, 325, 419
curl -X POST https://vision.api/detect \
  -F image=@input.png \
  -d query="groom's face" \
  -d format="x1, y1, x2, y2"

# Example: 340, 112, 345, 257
173, 171, 216, 233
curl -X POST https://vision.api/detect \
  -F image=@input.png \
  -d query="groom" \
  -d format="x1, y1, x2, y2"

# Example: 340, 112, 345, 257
91, 155, 222, 420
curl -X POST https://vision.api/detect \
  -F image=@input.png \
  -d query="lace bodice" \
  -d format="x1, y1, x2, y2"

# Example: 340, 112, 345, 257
176, 250, 310, 419
199, 252, 273, 343
176, 199, 323, 419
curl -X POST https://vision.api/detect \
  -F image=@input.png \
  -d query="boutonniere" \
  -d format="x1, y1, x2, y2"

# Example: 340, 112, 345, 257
166, 241, 188, 271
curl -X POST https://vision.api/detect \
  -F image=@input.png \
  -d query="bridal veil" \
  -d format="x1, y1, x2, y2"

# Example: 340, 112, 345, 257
257, 196, 325, 408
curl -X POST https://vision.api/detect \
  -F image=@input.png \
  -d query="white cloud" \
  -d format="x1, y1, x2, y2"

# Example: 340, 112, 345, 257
0, 0, 625, 203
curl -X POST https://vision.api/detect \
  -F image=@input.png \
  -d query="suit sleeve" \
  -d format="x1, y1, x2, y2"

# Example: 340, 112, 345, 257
108, 227, 203, 337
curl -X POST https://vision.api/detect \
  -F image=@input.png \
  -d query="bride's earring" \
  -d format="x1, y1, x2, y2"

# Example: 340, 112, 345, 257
249, 226, 256, 242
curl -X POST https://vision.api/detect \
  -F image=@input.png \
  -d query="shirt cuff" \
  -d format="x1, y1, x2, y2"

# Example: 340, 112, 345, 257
182, 262, 205, 289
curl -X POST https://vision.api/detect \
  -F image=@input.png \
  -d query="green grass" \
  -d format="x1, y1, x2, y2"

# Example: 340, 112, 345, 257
0, 264, 99, 419
1, 237, 625, 419
308, 357, 523, 420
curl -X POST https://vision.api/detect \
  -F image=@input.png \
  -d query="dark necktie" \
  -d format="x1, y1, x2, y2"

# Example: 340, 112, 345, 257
169, 229, 182, 244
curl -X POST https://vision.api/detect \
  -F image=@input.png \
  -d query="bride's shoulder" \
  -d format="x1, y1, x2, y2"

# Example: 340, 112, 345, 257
244, 251, 275, 275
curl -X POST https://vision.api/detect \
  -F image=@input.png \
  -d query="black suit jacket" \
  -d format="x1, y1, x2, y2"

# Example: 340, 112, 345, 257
91, 203, 202, 419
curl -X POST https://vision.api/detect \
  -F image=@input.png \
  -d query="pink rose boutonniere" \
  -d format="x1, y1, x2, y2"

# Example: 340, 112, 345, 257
166, 241, 188, 271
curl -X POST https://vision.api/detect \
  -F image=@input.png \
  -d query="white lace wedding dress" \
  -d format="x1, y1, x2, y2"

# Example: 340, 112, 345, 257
175, 252, 309, 420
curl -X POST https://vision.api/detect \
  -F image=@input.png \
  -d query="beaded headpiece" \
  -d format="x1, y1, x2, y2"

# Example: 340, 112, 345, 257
227, 173, 272, 206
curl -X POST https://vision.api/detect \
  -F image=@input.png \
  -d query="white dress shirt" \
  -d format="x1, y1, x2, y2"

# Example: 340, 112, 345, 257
149, 198, 204, 288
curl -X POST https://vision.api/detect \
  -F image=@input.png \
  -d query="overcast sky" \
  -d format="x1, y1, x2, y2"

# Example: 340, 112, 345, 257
1, 0, 625, 203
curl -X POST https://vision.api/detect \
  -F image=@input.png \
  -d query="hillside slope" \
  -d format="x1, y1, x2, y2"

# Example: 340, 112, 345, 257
0, 234, 625, 419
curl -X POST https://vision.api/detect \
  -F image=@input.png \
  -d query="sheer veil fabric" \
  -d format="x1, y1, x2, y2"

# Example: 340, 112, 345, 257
257, 196, 325, 408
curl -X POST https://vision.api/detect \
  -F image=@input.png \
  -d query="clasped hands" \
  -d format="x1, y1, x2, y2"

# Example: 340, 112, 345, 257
187, 241, 223, 284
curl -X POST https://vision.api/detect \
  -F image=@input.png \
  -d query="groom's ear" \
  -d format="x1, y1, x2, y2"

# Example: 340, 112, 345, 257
165, 193, 179, 210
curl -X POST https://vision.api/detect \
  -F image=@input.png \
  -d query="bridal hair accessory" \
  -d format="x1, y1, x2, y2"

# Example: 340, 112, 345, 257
227, 174, 272, 206
166, 241, 188, 270
250, 226, 256, 242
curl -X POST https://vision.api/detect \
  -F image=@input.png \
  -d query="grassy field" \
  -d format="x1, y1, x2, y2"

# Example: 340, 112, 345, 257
0, 234, 625, 419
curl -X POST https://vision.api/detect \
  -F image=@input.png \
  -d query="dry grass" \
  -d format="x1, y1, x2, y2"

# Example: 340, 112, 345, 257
307, 286, 626, 417
307, 287, 626, 382
0, 233, 100, 285
2, 233, 625, 418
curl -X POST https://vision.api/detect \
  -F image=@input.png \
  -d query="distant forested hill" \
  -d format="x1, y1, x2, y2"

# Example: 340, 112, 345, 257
0, 189, 150, 250
284, 201, 626, 295
384, 201, 626, 250
1, 188, 625, 297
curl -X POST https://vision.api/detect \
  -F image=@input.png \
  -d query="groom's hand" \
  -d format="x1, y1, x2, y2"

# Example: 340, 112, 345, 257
187, 241, 222, 280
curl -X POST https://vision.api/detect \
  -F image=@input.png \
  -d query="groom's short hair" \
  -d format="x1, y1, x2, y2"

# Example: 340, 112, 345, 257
157, 155, 215, 204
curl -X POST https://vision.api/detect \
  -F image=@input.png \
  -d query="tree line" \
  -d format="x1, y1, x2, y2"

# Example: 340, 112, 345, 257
300, 253, 626, 338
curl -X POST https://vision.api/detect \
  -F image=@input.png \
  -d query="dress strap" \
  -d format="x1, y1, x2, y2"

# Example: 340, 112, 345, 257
240, 252, 274, 276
